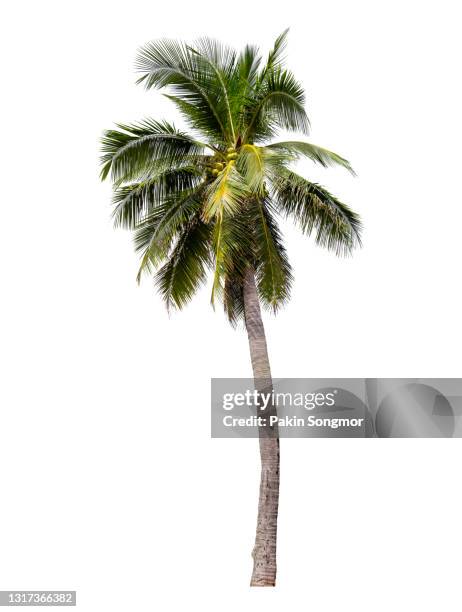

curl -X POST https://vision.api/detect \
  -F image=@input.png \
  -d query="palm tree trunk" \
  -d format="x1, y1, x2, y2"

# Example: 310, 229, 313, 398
243, 267, 280, 587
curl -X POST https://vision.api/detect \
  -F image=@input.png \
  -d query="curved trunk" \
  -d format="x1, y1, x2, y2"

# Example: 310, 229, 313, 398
243, 267, 280, 587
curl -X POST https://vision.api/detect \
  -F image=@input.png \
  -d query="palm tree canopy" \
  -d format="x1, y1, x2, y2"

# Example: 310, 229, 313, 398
101, 30, 361, 325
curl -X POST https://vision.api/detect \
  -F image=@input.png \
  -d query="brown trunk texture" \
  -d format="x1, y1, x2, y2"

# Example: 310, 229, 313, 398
243, 267, 280, 587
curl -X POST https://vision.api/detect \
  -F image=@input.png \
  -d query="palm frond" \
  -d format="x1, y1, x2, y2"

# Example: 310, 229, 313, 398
237, 44, 261, 89
223, 271, 245, 326
251, 198, 292, 310
232, 45, 262, 136
243, 69, 310, 143
112, 167, 201, 229
267, 141, 355, 174
260, 29, 289, 80
210, 212, 226, 305
135, 39, 229, 142
238, 144, 266, 194
188, 39, 238, 143
134, 188, 204, 282
271, 169, 362, 255
154, 214, 212, 310
100, 119, 206, 183
202, 162, 248, 220
210, 209, 252, 306
162, 95, 223, 145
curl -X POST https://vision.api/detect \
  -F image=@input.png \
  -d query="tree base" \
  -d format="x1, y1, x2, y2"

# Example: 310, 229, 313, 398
250, 578, 276, 587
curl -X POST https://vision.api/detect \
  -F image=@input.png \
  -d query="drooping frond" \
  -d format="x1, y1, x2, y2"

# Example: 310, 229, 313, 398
112, 167, 201, 229
100, 119, 206, 183
251, 198, 293, 310
134, 187, 204, 282
267, 141, 355, 174
219, 197, 292, 319
210, 212, 226, 305
210, 209, 251, 306
154, 214, 212, 310
271, 169, 362, 255
223, 270, 245, 326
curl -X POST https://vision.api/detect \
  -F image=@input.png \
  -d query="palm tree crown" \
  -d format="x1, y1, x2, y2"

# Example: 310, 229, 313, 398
100, 30, 361, 324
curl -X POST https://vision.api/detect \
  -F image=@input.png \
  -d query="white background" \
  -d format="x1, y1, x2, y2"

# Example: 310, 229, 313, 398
1, 0, 462, 609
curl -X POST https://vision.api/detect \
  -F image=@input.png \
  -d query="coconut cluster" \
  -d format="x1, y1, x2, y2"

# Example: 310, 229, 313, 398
206, 147, 238, 178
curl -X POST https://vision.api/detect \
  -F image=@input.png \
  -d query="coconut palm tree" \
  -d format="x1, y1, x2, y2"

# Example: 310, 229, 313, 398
100, 30, 361, 586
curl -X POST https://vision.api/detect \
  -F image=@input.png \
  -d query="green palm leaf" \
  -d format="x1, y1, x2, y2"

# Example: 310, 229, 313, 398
252, 199, 293, 310
100, 119, 206, 183
210, 209, 252, 306
223, 271, 245, 326
243, 68, 310, 143
267, 141, 355, 174
134, 188, 204, 281
271, 169, 362, 255
260, 28, 289, 80
203, 162, 248, 220
135, 39, 230, 142
238, 144, 266, 194
154, 214, 212, 310
112, 167, 201, 229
